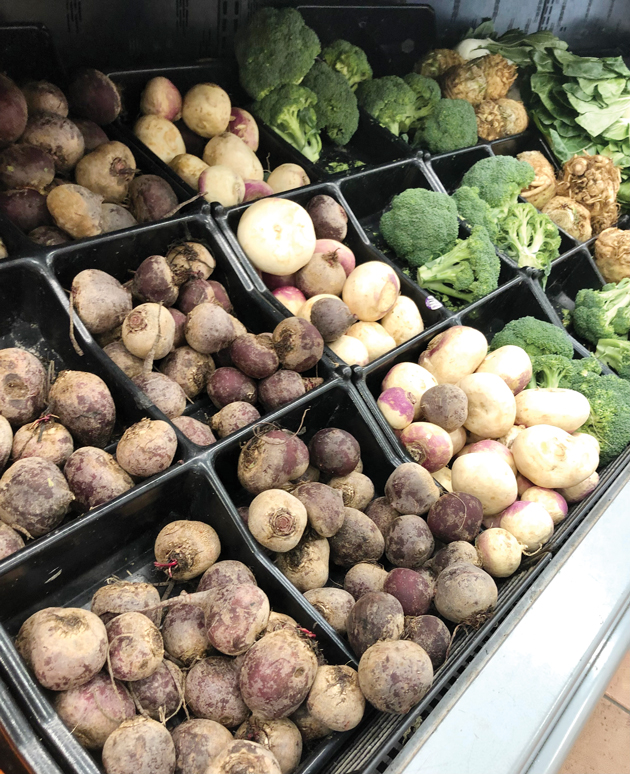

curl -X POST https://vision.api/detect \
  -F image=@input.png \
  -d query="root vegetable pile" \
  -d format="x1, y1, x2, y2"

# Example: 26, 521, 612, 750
129, 75, 312, 205
15, 518, 368, 774
69, 242, 327, 443
0, 70, 179, 244
237, 194, 425, 365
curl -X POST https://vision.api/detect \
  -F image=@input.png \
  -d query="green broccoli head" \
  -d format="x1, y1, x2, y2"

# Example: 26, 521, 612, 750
494, 202, 561, 274
460, 155, 535, 209
452, 186, 501, 242
413, 98, 478, 154
416, 226, 500, 309
356, 76, 418, 136
253, 84, 322, 163
564, 372, 630, 466
595, 338, 630, 380
490, 316, 574, 359
321, 39, 372, 91
402, 73, 441, 127
528, 354, 574, 388
302, 61, 359, 147
235, 8, 321, 100
379, 188, 459, 268
572, 279, 630, 346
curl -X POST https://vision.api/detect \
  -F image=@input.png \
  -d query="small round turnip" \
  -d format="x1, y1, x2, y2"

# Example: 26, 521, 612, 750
290, 703, 331, 743
64, 447, 134, 510
54, 672, 135, 750
170, 152, 209, 189
75, 141, 136, 203
306, 195, 348, 241
476, 345, 533, 395
404, 615, 451, 670
342, 262, 400, 323
499, 501, 554, 552
0, 457, 74, 537
198, 165, 245, 207
266, 164, 310, 193
235, 717, 301, 774
11, 418, 73, 467
185, 657, 248, 726
140, 77, 182, 121
365, 497, 400, 538
161, 604, 210, 665
133, 372, 187, 418
210, 402, 260, 438
122, 303, 176, 360
275, 533, 330, 591
347, 322, 396, 362
91, 581, 161, 627
304, 588, 354, 635
171, 719, 233, 774
358, 639, 433, 714
72, 269, 132, 335
399, 422, 454, 473
239, 629, 318, 719
272, 286, 306, 316
307, 665, 365, 733
248, 489, 308, 552
434, 563, 498, 624
129, 659, 184, 720
106, 612, 164, 682
134, 115, 186, 164
343, 562, 388, 599
427, 492, 484, 543
172, 416, 216, 446
346, 591, 404, 657
451, 452, 517, 516
381, 296, 424, 346
457, 439, 517, 475
328, 334, 369, 366
102, 716, 175, 774
198, 559, 256, 592
183, 83, 231, 138
16, 607, 107, 691
558, 472, 599, 504
328, 471, 374, 510
378, 387, 416, 430
475, 528, 523, 578
521, 486, 568, 525
228, 108, 259, 151
382, 363, 437, 420
244, 179, 274, 202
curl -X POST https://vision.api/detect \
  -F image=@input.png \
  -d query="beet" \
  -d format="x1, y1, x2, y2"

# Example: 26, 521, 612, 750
160, 346, 214, 399
434, 563, 498, 624
292, 482, 345, 538
211, 401, 261, 438
73, 118, 109, 151
166, 242, 216, 284
11, 419, 73, 467
49, 370, 115, 447
177, 278, 215, 314
0, 188, 51, 232
259, 370, 306, 412
404, 615, 451, 670
171, 719, 233, 774
91, 581, 161, 627
185, 657, 248, 727
306, 665, 365, 733
132, 255, 178, 305
272, 318, 324, 373
235, 717, 302, 774
0, 522, 25, 561
128, 659, 183, 720
427, 492, 484, 543
129, 175, 178, 223
230, 333, 279, 380
0, 144, 55, 192
185, 303, 236, 355
116, 418, 177, 478
237, 429, 309, 495
429, 541, 481, 575
306, 195, 348, 241
64, 447, 134, 510
68, 68, 122, 125
346, 591, 404, 656
343, 562, 388, 600
383, 567, 434, 616
328, 471, 374, 510
72, 269, 133, 335
208, 740, 281, 774
0, 348, 47, 426
154, 520, 221, 581
330, 507, 385, 567
102, 716, 175, 774
310, 297, 356, 342
207, 367, 257, 408
295, 250, 346, 298
103, 341, 144, 379
133, 372, 187, 418
385, 514, 435, 568
308, 428, 360, 477
365, 497, 399, 538
106, 612, 164, 682
21, 113, 85, 174
248, 490, 308, 552
172, 416, 216, 446
208, 281, 232, 313
197, 560, 257, 592
0, 74, 28, 145
205, 584, 270, 655
47, 183, 103, 238
275, 533, 330, 592
303, 588, 355, 636
385, 462, 440, 516
169, 307, 187, 347
28, 225, 70, 245
75, 141, 136, 203
162, 604, 210, 665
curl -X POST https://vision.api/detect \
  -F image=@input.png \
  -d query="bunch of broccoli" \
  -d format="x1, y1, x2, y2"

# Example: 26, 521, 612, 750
416, 226, 500, 309
236, 11, 366, 160
454, 156, 561, 276
491, 316, 630, 466
571, 279, 630, 345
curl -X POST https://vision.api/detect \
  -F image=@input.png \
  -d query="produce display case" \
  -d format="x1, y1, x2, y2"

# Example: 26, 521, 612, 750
1, 3, 630, 774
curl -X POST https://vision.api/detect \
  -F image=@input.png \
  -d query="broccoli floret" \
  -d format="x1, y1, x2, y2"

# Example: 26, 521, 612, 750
571, 279, 630, 346
595, 338, 630, 380
234, 8, 321, 100
402, 73, 441, 127
528, 354, 574, 388
460, 156, 535, 210
416, 226, 500, 308
452, 186, 501, 242
563, 372, 630, 465
490, 316, 574, 359
301, 61, 359, 146
379, 188, 459, 268
322, 39, 372, 91
413, 98, 478, 154
494, 202, 561, 274
253, 85, 322, 163
356, 76, 418, 136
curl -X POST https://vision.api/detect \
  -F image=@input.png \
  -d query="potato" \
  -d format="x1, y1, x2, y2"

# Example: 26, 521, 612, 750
458, 373, 517, 439
133, 115, 186, 164
419, 326, 488, 384
514, 388, 591, 433
183, 83, 231, 138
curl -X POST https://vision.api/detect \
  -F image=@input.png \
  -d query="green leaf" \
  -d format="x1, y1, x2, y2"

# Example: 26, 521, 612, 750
596, 78, 629, 101
463, 19, 496, 39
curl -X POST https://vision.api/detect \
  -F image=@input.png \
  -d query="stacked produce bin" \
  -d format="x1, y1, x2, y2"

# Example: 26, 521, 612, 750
1, 7, 630, 774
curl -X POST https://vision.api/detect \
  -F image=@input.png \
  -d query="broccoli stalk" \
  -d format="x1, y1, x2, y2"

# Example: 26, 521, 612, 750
595, 338, 630, 380
528, 354, 573, 388
572, 279, 630, 345
495, 202, 561, 274
416, 226, 500, 308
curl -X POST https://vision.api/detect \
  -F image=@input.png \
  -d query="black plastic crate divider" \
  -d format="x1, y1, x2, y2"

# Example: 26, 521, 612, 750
319, 553, 553, 774
48, 210, 341, 449
0, 459, 360, 774
106, 61, 417, 185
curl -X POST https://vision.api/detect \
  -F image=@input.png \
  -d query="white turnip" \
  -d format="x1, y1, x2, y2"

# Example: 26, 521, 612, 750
267, 164, 310, 193
347, 321, 396, 362
133, 115, 185, 163
521, 486, 568, 524
419, 326, 488, 384
515, 388, 591, 433
183, 84, 231, 138
499, 501, 554, 552
203, 133, 263, 181
198, 165, 245, 207
382, 363, 437, 419
399, 422, 454, 472
458, 372, 516, 439
328, 335, 369, 366
342, 262, 400, 322
475, 527, 523, 577
381, 296, 424, 345
451, 452, 517, 516
228, 108, 259, 150
558, 472, 599, 503
475, 345, 532, 394
140, 77, 182, 121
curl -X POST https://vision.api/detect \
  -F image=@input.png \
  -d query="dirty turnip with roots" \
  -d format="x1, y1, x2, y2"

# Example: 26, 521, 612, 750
429, 541, 481, 575
0, 522, 25, 561
207, 367, 257, 409
74, 141, 136, 203
238, 429, 309, 495
206, 740, 282, 774
230, 333, 279, 380
48, 370, 115, 447
365, 497, 400, 539
248, 490, 308, 552
21, 112, 85, 174
258, 370, 307, 412
434, 563, 498, 624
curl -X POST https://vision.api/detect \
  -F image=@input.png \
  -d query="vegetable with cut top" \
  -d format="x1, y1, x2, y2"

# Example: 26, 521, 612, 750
253, 85, 322, 163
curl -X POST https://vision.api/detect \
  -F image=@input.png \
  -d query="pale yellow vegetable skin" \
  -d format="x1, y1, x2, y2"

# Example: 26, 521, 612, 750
182, 83, 231, 138
133, 115, 185, 164
515, 388, 591, 433
458, 372, 516, 438
451, 452, 517, 515
380, 296, 424, 345
419, 326, 488, 384
169, 153, 209, 189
